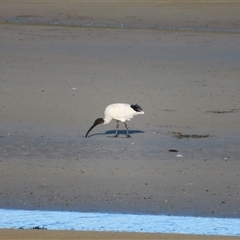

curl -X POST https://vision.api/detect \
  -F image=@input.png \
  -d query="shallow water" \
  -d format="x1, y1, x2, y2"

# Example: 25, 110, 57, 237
0, 209, 240, 236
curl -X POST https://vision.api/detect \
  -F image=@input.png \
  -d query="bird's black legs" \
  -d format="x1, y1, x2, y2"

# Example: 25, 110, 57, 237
124, 122, 131, 138
114, 121, 120, 137
110, 121, 131, 138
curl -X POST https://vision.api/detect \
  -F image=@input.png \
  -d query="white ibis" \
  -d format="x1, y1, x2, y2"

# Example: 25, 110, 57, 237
83, 103, 144, 138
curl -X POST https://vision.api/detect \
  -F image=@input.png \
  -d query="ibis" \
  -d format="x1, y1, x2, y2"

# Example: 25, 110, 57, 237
83, 103, 144, 138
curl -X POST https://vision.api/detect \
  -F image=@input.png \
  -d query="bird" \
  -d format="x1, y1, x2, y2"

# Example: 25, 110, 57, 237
83, 103, 144, 138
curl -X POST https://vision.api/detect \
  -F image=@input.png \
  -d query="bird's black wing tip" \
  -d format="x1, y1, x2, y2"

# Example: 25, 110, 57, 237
130, 104, 143, 112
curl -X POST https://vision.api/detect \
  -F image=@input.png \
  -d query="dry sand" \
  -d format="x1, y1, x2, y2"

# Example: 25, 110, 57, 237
0, 1, 240, 239
1, 229, 240, 240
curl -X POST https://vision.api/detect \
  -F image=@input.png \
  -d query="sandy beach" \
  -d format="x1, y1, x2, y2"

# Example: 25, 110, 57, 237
1, 1, 240, 239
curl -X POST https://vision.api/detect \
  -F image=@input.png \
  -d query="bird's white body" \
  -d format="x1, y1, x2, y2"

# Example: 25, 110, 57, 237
103, 103, 144, 124
84, 103, 144, 138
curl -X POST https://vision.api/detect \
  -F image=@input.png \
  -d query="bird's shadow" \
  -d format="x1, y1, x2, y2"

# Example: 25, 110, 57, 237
86, 130, 144, 138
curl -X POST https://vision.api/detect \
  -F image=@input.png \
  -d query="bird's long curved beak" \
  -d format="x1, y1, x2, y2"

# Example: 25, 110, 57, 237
83, 118, 104, 138
83, 123, 97, 138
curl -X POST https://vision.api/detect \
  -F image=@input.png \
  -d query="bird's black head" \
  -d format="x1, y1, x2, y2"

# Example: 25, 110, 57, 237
94, 118, 104, 125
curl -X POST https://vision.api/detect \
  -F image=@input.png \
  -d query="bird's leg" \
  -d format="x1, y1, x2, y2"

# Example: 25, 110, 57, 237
124, 122, 131, 138
114, 121, 120, 137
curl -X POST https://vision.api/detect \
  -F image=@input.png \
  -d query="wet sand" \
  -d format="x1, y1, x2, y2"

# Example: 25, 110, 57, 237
1, 1, 240, 239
